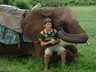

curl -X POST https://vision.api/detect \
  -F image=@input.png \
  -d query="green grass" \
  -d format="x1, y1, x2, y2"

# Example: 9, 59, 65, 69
0, 6, 96, 72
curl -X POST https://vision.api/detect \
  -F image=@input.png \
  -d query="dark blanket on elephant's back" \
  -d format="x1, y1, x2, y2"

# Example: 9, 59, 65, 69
0, 24, 31, 44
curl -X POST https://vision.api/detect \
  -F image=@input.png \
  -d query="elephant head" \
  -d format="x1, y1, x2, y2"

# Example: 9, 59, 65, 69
21, 7, 88, 43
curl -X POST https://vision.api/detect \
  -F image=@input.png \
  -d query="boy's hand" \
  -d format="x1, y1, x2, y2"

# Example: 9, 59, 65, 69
50, 39, 55, 44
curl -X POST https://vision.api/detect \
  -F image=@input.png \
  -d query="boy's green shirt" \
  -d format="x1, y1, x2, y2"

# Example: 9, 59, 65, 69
39, 28, 59, 47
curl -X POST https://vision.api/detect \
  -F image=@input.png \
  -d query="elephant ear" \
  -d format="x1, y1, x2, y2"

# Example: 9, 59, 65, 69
21, 8, 53, 42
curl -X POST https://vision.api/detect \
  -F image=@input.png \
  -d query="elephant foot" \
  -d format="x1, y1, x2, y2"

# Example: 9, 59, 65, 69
64, 44, 78, 63
66, 50, 76, 63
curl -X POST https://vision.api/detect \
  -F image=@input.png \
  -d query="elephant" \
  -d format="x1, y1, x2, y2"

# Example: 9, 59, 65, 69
0, 6, 88, 63
20, 7, 88, 62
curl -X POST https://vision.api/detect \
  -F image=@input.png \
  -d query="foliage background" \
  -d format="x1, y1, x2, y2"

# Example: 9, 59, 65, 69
0, 0, 96, 9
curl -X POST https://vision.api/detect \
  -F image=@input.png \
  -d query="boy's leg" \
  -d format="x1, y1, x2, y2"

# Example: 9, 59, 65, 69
44, 54, 50, 69
44, 48, 53, 69
54, 45, 66, 65
61, 51, 66, 65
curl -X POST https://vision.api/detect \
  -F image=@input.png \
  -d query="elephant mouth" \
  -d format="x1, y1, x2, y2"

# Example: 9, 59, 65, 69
57, 27, 88, 43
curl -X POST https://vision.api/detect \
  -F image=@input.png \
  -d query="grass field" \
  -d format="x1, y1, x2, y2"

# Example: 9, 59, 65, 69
0, 6, 96, 72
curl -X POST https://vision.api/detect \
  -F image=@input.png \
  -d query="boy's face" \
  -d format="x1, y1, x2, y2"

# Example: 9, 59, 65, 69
44, 21, 52, 31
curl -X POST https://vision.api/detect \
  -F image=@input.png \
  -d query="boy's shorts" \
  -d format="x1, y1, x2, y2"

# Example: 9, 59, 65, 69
44, 44, 66, 57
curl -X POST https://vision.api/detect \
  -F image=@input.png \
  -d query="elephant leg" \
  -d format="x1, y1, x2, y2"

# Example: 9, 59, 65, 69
66, 49, 76, 63
0, 43, 5, 55
0, 42, 35, 56
62, 44, 78, 58
19, 42, 35, 56
0, 43, 20, 56
34, 43, 44, 59
61, 44, 78, 63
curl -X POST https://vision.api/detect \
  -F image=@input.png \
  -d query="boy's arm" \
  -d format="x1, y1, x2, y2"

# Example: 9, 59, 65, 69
55, 38, 60, 43
54, 29, 60, 43
39, 39, 51, 47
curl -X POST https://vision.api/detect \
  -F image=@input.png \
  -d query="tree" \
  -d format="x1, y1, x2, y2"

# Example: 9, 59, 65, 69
3, 0, 9, 5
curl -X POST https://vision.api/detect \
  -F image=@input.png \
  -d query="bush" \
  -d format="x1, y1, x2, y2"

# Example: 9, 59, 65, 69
90, 0, 96, 5
42, 0, 68, 7
28, 0, 38, 7
9, 0, 16, 5
12, 0, 31, 9
0, 0, 96, 8
0, 0, 3, 4
41, 0, 96, 7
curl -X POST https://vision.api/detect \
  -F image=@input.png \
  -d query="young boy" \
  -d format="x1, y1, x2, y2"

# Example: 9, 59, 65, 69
39, 18, 66, 70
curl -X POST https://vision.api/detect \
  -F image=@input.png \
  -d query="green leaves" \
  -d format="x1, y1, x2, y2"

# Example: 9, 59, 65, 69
12, 0, 31, 9
1, 0, 96, 9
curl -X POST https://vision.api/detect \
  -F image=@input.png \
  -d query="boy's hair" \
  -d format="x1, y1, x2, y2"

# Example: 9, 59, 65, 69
43, 18, 52, 25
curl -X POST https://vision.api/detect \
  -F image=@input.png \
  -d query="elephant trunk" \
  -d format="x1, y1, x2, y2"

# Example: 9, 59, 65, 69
57, 28, 88, 43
